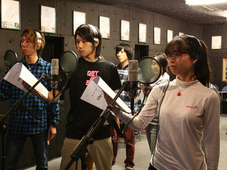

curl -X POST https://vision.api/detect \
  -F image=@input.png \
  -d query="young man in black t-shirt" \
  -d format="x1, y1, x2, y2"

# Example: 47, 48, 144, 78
59, 24, 121, 170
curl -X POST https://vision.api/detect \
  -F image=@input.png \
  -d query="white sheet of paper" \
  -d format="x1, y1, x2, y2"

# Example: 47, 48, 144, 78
3, 63, 48, 98
81, 79, 107, 110
81, 76, 131, 113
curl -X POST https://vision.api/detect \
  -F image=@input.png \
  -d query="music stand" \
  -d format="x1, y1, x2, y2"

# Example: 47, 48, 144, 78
64, 81, 128, 170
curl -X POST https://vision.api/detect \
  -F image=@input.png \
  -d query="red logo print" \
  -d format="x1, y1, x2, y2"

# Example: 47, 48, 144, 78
86, 71, 99, 85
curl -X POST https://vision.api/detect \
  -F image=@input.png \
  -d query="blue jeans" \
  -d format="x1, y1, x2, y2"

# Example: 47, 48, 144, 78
5, 130, 48, 170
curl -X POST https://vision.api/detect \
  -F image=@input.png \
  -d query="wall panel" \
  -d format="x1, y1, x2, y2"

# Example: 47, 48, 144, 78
203, 25, 227, 89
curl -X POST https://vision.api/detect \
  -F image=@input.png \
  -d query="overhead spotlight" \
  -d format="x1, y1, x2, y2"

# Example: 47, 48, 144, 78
185, 0, 227, 5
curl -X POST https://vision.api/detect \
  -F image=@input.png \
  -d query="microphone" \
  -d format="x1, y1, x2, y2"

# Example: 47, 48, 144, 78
4, 50, 18, 69
128, 60, 139, 99
51, 59, 59, 89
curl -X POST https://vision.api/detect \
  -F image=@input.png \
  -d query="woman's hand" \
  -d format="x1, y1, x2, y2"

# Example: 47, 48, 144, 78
142, 85, 151, 95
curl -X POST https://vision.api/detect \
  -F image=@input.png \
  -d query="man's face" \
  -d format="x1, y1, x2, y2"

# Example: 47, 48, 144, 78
20, 36, 36, 56
75, 35, 95, 58
116, 48, 128, 64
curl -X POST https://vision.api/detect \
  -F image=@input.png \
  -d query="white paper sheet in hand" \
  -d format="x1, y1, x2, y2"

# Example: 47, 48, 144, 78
3, 63, 48, 98
81, 76, 131, 113
80, 80, 107, 110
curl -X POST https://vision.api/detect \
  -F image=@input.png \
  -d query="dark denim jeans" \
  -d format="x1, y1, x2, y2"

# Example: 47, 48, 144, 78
5, 130, 48, 170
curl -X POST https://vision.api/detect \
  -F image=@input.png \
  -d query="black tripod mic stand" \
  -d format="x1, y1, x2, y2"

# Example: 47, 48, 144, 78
0, 73, 47, 170
64, 82, 128, 170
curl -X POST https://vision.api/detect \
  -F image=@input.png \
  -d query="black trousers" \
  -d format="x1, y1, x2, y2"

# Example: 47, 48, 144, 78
148, 163, 158, 170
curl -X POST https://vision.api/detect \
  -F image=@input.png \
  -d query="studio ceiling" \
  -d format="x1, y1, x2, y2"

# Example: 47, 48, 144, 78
88, 0, 227, 25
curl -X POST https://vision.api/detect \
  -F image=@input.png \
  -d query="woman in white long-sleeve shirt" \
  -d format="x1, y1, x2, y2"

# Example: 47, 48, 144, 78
109, 35, 220, 170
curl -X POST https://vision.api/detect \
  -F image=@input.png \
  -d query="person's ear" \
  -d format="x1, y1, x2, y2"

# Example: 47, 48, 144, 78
192, 58, 198, 64
94, 41, 99, 48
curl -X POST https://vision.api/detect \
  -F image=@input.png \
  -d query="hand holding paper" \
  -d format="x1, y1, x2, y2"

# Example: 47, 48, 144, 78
3, 63, 48, 98
81, 76, 131, 113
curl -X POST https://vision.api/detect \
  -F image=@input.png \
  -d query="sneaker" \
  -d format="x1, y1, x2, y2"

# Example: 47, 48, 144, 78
125, 167, 134, 170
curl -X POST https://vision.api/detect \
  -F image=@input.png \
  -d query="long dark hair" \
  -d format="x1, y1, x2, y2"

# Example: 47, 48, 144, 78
165, 35, 211, 86
74, 24, 102, 58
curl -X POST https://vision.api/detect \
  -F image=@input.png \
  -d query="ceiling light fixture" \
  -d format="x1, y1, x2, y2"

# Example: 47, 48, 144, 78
185, 0, 227, 5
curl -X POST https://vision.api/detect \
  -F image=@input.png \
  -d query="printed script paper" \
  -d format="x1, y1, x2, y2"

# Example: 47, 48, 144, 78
81, 76, 131, 113
4, 63, 48, 98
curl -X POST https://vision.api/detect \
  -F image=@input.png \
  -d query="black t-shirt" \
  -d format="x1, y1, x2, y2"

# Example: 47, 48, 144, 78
66, 57, 121, 140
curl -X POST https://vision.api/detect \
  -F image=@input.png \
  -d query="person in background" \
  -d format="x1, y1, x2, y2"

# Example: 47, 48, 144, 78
143, 52, 170, 155
59, 24, 121, 170
111, 42, 141, 170
108, 35, 220, 170
0, 28, 59, 170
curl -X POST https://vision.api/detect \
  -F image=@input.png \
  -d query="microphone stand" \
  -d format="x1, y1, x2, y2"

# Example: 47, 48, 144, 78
140, 83, 151, 108
129, 80, 141, 114
0, 73, 47, 170
122, 83, 149, 134
32, 73, 69, 120
64, 81, 128, 170
130, 98, 134, 115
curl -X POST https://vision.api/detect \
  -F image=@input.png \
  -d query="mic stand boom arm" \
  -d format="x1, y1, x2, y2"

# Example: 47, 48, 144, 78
64, 82, 128, 170
0, 73, 47, 170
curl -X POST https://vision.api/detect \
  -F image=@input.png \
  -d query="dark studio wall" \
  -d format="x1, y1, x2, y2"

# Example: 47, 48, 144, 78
203, 25, 227, 90
0, 0, 224, 168
0, 0, 204, 78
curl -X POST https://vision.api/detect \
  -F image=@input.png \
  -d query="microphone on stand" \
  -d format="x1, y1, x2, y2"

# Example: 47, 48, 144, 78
128, 60, 139, 99
33, 51, 78, 119
51, 59, 59, 98
127, 60, 139, 114
51, 59, 59, 89
122, 57, 162, 133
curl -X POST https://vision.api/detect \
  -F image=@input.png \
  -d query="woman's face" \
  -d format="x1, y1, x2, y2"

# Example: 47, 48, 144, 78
151, 58, 160, 75
167, 45, 197, 80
